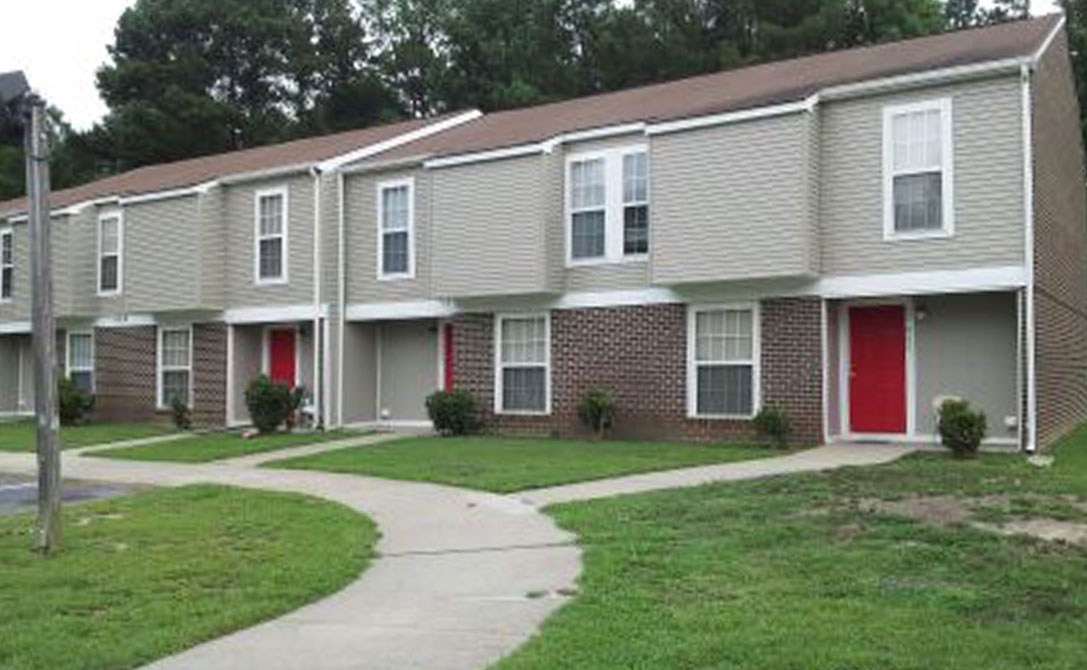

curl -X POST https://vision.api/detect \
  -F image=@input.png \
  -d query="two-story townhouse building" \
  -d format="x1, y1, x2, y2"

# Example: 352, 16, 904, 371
328, 14, 1085, 451
0, 111, 481, 427
2, 14, 1084, 452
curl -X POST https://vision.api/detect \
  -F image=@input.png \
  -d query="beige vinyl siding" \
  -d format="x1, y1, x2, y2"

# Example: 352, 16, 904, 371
820, 75, 1025, 275
430, 155, 552, 298
66, 209, 106, 318
650, 112, 819, 285
223, 174, 315, 308
124, 196, 203, 312
341, 321, 378, 424
0, 222, 30, 322
344, 168, 431, 303
0, 335, 22, 411
377, 319, 438, 421
1031, 31, 1087, 449
199, 188, 227, 308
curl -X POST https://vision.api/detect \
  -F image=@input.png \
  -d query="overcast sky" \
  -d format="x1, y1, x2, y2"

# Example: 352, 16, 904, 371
0, 0, 1065, 131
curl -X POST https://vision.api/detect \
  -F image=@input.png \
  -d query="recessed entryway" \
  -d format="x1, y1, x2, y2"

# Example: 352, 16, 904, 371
848, 304, 907, 434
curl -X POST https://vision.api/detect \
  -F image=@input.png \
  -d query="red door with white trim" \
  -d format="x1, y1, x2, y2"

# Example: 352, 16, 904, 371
269, 329, 297, 388
849, 305, 906, 434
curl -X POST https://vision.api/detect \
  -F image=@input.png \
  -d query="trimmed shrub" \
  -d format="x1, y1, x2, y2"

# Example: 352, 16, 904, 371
245, 375, 292, 434
754, 406, 791, 448
426, 389, 478, 436
578, 388, 616, 439
170, 396, 192, 431
58, 377, 94, 427
938, 398, 987, 458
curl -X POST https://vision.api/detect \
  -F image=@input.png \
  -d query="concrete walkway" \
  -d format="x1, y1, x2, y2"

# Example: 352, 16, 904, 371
0, 441, 914, 669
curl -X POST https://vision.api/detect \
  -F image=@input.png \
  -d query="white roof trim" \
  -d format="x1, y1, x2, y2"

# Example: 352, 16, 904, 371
0, 320, 31, 334
1033, 13, 1067, 64
646, 96, 818, 136
222, 303, 328, 325
346, 299, 457, 321
317, 109, 483, 172
424, 143, 546, 169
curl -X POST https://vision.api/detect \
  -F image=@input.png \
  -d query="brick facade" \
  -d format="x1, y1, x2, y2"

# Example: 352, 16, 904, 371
93, 326, 159, 423
451, 298, 823, 445
192, 323, 228, 428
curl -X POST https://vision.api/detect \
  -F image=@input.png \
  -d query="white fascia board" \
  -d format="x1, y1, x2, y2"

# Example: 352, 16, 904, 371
119, 181, 218, 206
93, 314, 157, 328
646, 96, 818, 136
346, 300, 457, 321
815, 265, 1027, 299
541, 123, 648, 152
218, 163, 313, 186
222, 303, 329, 325
0, 320, 31, 334
318, 110, 483, 173
820, 57, 1028, 102
424, 143, 548, 169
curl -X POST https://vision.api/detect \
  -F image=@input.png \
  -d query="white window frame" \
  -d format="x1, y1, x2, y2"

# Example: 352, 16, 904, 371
0, 228, 12, 302
66, 330, 95, 393
254, 186, 290, 285
376, 177, 416, 281
494, 312, 551, 416
686, 303, 761, 420
157, 325, 194, 409
565, 144, 649, 266
97, 211, 124, 296
882, 98, 954, 241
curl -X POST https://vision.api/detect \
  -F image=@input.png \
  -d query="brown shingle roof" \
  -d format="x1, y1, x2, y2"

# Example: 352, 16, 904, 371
381, 14, 1061, 161
0, 114, 461, 217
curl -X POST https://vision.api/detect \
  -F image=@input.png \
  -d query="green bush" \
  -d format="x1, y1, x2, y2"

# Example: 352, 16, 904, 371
753, 406, 791, 448
244, 375, 293, 434
938, 398, 987, 458
578, 388, 616, 439
170, 396, 192, 431
284, 386, 307, 431
58, 377, 94, 427
426, 389, 478, 436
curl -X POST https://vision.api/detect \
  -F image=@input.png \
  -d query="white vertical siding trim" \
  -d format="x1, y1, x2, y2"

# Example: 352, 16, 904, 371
1021, 63, 1038, 453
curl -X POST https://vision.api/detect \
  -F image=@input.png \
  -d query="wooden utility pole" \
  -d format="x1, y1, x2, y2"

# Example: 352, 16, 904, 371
25, 95, 61, 554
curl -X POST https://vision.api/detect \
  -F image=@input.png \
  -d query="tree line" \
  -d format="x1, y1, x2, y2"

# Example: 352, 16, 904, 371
4, 0, 1073, 201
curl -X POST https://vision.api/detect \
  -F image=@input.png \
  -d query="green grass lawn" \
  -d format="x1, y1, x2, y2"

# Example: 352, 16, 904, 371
0, 420, 173, 452
91, 429, 367, 463
0, 484, 375, 670
493, 430, 1087, 670
266, 436, 777, 492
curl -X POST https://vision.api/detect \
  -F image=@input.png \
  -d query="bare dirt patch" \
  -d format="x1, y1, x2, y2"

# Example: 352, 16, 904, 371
855, 495, 1087, 547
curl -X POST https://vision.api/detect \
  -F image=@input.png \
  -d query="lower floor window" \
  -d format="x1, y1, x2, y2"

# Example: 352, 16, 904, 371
67, 332, 94, 393
159, 327, 192, 407
690, 305, 758, 417
496, 314, 549, 413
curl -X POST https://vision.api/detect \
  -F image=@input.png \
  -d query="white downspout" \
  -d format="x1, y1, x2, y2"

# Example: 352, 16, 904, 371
311, 167, 322, 428
1021, 62, 1038, 453
336, 171, 346, 428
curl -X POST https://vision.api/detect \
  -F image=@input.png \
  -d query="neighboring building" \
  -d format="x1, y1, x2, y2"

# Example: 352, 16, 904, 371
1, 14, 1084, 450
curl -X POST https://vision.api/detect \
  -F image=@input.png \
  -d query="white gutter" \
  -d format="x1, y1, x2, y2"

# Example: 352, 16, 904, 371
336, 170, 346, 428
646, 96, 818, 136
1021, 62, 1038, 453
218, 162, 314, 186
317, 109, 482, 172
311, 166, 323, 427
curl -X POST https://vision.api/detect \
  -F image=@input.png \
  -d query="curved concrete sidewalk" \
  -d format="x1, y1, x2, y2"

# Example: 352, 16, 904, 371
0, 442, 914, 669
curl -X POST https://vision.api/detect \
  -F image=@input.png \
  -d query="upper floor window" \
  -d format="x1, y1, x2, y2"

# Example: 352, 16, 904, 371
688, 304, 759, 419
255, 188, 288, 284
495, 313, 550, 414
67, 331, 94, 393
98, 213, 123, 295
0, 229, 12, 301
378, 178, 414, 279
158, 326, 192, 408
567, 146, 649, 265
883, 98, 954, 240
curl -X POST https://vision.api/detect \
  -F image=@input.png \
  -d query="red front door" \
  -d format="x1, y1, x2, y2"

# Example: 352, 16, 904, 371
849, 305, 906, 434
269, 329, 297, 388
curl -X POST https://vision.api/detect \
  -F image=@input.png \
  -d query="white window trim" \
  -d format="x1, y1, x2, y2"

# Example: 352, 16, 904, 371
254, 186, 290, 286
686, 302, 761, 420
565, 145, 649, 267
882, 98, 955, 241
376, 177, 416, 281
66, 330, 95, 392
157, 325, 194, 409
493, 312, 552, 416
0, 228, 12, 303
97, 210, 124, 296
